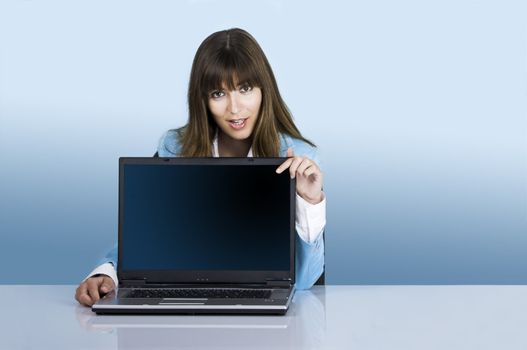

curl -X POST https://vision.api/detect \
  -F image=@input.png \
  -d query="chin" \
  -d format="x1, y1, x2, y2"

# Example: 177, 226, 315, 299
228, 133, 251, 141
222, 126, 253, 140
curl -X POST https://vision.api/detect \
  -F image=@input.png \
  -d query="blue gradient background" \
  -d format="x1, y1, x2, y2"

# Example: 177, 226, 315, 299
0, 0, 526, 284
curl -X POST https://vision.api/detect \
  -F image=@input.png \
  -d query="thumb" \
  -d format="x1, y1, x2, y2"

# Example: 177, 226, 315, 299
287, 147, 294, 157
100, 277, 115, 293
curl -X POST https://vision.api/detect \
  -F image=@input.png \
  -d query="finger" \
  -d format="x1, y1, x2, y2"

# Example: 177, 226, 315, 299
276, 148, 295, 173
76, 283, 93, 307
289, 157, 305, 179
87, 278, 102, 304
75, 283, 87, 303
100, 276, 115, 294
296, 159, 314, 177
303, 165, 322, 180
79, 294, 94, 307
276, 157, 294, 174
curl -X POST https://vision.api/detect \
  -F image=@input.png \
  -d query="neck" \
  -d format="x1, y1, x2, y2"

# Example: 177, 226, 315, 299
218, 131, 252, 157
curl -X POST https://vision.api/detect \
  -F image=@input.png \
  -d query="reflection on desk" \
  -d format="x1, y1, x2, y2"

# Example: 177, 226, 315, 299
1, 285, 526, 350
77, 288, 326, 349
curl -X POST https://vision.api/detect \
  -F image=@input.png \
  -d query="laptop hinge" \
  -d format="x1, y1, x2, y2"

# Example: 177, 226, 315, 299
266, 279, 292, 287
121, 279, 147, 287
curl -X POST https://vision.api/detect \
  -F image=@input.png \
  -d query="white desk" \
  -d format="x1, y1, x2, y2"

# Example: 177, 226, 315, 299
1, 285, 526, 349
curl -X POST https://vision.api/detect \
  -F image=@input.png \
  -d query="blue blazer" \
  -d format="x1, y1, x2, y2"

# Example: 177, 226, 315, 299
98, 129, 325, 290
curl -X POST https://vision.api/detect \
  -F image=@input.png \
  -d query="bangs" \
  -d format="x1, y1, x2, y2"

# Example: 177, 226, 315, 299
201, 50, 261, 95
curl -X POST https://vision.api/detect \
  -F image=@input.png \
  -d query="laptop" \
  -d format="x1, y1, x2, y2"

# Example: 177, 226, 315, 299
92, 157, 296, 315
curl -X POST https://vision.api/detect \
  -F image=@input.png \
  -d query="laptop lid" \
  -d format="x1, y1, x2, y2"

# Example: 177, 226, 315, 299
117, 157, 296, 286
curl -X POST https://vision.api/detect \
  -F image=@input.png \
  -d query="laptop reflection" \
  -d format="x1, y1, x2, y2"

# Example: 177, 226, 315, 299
77, 288, 326, 349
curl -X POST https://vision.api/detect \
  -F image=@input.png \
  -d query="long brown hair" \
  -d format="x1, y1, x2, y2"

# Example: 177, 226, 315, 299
178, 28, 315, 157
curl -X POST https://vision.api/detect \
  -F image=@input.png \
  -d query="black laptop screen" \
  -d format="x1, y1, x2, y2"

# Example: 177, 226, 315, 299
120, 161, 292, 272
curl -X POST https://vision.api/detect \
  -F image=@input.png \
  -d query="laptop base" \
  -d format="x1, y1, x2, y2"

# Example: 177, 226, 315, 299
92, 287, 294, 315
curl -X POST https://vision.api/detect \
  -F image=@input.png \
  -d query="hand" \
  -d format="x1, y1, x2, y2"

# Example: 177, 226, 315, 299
276, 147, 324, 204
75, 275, 115, 307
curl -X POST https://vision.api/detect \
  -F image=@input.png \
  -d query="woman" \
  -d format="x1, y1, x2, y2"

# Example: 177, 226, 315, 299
76, 28, 326, 307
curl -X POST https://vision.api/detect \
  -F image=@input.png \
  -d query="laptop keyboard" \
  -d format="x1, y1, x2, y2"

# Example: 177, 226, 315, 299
125, 288, 273, 299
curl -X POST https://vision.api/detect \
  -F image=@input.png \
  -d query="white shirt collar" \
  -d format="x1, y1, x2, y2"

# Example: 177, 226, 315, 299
212, 129, 254, 157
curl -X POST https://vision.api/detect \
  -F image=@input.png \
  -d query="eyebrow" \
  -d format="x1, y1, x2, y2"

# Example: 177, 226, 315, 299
210, 82, 251, 92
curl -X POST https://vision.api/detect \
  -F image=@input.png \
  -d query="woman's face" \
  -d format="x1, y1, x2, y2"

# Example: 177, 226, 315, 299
207, 82, 262, 141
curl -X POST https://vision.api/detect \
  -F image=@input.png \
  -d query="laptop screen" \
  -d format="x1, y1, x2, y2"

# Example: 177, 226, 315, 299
118, 158, 295, 283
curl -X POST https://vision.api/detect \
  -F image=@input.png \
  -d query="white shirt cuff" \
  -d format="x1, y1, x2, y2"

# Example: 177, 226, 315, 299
295, 191, 326, 244
83, 262, 119, 287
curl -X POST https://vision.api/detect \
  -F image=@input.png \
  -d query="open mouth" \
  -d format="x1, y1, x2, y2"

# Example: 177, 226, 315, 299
228, 118, 248, 130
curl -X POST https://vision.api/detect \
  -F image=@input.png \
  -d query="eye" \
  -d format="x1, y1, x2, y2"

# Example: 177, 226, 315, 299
239, 84, 253, 93
210, 90, 225, 99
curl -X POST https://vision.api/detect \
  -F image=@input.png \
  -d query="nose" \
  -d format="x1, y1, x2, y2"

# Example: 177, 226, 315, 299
228, 92, 240, 115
